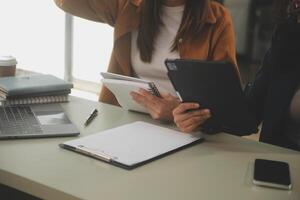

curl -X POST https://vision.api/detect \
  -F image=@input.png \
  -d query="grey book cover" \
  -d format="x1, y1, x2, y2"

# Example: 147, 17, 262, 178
0, 74, 73, 96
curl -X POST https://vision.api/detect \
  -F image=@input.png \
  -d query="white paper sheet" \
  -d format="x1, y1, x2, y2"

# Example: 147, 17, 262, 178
62, 121, 202, 166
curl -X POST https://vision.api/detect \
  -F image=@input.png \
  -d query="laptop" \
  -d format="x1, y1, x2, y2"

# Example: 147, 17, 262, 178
165, 59, 258, 136
0, 104, 79, 139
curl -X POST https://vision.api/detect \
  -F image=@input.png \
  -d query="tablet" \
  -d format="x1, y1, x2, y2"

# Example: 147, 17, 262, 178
165, 59, 258, 135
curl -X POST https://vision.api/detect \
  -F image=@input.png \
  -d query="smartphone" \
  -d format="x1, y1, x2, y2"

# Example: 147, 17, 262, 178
253, 159, 292, 190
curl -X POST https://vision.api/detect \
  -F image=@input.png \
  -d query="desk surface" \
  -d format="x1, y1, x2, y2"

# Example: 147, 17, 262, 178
0, 97, 299, 200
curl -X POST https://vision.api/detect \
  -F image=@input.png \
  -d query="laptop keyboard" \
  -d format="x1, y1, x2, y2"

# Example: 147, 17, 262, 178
0, 106, 43, 135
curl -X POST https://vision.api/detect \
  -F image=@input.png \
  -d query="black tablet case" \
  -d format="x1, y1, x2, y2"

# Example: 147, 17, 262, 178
165, 59, 258, 136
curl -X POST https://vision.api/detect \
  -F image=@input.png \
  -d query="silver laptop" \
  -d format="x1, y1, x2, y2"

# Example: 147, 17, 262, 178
0, 104, 80, 139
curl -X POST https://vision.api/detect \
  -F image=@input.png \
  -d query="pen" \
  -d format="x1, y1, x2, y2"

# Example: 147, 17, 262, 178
84, 109, 98, 126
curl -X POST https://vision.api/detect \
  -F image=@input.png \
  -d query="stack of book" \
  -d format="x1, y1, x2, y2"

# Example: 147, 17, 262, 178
0, 74, 73, 106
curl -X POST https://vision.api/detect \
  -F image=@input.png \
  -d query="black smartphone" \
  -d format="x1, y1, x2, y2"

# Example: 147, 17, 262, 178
253, 159, 292, 190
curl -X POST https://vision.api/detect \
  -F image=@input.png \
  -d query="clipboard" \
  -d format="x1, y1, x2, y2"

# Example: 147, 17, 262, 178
60, 121, 203, 170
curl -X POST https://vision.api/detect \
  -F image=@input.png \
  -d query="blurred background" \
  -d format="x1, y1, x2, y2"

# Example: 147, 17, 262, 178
223, 0, 274, 84
0, 0, 275, 101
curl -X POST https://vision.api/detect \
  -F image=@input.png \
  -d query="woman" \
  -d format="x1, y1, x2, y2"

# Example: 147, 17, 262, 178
55, 0, 238, 121
174, 0, 300, 151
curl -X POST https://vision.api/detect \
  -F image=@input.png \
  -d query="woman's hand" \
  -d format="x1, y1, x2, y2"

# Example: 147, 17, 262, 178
130, 89, 180, 121
173, 103, 211, 133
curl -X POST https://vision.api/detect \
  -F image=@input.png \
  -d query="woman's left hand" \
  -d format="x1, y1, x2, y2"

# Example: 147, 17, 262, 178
173, 103, 211, 133
130, 89, 180, 121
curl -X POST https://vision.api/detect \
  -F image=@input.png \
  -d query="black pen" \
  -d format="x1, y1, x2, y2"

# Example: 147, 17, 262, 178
84, 109, 98, 126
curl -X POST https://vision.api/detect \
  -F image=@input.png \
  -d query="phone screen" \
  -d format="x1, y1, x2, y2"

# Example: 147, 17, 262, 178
253, 159, 292, 189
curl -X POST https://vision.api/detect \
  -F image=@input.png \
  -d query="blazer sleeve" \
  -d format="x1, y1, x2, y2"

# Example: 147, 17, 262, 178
54, 0, 125, 26
244, 49, 273, 126
245, 20, 300, 125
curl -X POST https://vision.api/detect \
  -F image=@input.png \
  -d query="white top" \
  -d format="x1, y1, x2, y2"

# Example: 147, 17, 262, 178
131, 5, 184, 95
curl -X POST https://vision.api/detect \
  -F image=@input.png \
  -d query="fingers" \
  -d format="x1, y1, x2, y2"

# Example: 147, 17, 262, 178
139, 89, 159, 103
174, 109, 210, 124
173, 103, 211, 133
180, 120, 204, 133
177, 114, 211, 133
130, 91, 148, 107
131, 89, 180, 121
178, 113, 210, 130
130, 89, 162, 115
173, 103, 200, 115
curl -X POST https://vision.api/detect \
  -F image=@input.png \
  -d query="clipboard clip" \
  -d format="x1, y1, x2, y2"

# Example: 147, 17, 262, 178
76, 145, 113, 162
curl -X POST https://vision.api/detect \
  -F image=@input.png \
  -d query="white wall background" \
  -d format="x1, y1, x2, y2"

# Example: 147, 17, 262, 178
0, 0, 114, 85
225, 0, 252, 55
0, 0, 65, 78
73, 17, 113, 83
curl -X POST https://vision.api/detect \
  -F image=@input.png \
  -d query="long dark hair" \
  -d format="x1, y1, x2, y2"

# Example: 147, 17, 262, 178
137, 0, 210, 62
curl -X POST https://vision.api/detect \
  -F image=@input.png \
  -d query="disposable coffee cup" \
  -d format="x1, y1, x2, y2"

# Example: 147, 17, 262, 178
0, 55, 17, 77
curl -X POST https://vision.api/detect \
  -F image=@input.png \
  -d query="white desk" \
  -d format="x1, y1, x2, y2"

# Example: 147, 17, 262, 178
0, 97, 299, 200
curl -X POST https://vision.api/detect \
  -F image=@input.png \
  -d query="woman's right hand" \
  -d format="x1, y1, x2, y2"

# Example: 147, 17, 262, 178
173, 103, 211, 133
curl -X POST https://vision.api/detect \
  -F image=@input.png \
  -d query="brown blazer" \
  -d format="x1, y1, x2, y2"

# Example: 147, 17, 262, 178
55, 0, 239, 105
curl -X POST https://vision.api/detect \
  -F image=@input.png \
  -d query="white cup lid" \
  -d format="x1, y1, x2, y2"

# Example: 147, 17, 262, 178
0, 55, 17, 67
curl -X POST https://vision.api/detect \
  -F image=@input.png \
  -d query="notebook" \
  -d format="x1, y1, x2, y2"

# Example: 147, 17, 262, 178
0, 89, 71, 100
0, 74, 73, 106
101, 72, 161, 113
0, 74, 73, 96
0, 94, 69, 106
60, 121, 203, 170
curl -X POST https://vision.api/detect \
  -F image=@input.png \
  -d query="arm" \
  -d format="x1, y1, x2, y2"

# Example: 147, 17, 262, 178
244, 50, 273, 126
245, 20, 300, 125
54, 0, 122, 26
